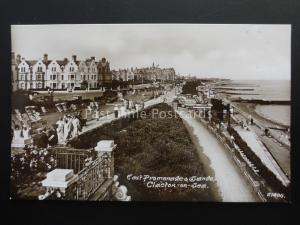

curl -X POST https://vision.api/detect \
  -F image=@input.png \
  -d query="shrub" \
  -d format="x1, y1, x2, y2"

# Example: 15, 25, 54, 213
70, 103, 215, 201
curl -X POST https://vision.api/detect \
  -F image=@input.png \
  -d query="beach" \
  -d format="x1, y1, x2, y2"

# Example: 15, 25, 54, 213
233, 102, 289, 129
255, 105, 290, 127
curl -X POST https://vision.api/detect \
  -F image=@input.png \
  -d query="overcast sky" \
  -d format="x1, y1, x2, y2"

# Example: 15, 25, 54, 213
11, 24, 290, 80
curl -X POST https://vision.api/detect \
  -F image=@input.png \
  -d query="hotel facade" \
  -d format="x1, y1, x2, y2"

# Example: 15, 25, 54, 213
11, 53, 176, 91
11, 53, 112, 91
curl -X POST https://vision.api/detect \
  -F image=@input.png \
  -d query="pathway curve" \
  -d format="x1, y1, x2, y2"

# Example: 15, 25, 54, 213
177, 109, 257, 202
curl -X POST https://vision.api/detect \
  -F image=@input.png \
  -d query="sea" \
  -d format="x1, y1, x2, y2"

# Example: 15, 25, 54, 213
225, 80, 291, 126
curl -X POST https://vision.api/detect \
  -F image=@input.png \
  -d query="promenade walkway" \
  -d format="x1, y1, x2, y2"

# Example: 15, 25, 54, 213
235, 127, 290, 186
76, 95, 166, 136
231, 109, 291, 180
176, 108, 257, 202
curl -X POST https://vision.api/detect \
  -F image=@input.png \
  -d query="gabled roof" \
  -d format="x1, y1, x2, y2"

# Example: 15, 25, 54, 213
86, 60, 97, 67
43, 60, 52, 66
86, 59, 92, 67
25, 60, 37, 66
24, 60, 54, 67
56, 60, 69, 67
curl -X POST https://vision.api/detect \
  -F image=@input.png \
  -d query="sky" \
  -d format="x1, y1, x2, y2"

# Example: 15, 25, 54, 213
11, 24, 291, 80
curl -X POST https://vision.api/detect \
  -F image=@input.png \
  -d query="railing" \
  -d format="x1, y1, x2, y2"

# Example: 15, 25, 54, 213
196, 116, 268, 202
41, 144, 115, 201
48, 146, 95, 173
66, 153, 111, 200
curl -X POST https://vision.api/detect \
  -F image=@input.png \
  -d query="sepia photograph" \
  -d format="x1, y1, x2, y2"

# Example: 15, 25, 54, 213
10, 24, 291, 202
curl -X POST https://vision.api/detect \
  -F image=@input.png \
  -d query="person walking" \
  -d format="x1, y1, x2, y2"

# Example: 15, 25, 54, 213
72, 115, 81, 137
63, 117, 69, 142
250, 117, 254, 125
230, 135, 235, 145
95, 110, 100, 121
66, 115, 74, 141
56, 117, 64, 144
47, 125, 58, 147
114, 104, 119, 118
36, 127, 48, 148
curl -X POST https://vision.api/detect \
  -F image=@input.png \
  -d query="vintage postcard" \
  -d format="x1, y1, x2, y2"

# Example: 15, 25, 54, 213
10, 24, 291, 202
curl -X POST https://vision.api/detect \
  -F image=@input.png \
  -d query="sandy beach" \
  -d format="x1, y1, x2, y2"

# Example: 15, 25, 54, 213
237, 102, 289, 128
255, 104, 290, 127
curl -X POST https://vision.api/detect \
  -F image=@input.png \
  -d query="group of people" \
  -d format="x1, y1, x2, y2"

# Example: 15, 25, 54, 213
56, 114, 82, 144
113, 99, 145, 118
11, 120, 33, 148
12, 123, 32, 140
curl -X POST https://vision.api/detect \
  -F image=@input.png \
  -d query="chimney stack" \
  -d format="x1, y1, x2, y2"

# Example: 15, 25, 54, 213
64, 58, 68, 64
11, 52, 16, 65
16, 54, 21, 65
72, 55, 77, 62
43, 54, 48, 64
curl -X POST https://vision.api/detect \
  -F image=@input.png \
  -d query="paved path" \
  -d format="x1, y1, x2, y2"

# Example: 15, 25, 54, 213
231, 110, 291, 180
235, 127, 290, 186
251, 126, 290, 179
177, 108, 257, 202
230, 101, 290, 147
77, 95, 166, 136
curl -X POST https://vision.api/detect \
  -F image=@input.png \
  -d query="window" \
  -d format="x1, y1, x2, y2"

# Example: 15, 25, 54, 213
53, 75, 56, 80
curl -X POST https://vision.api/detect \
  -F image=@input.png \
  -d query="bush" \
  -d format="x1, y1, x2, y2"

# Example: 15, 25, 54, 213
10, 147, 57, 199
70, 103, 215, 201
182, 80, 202, 95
